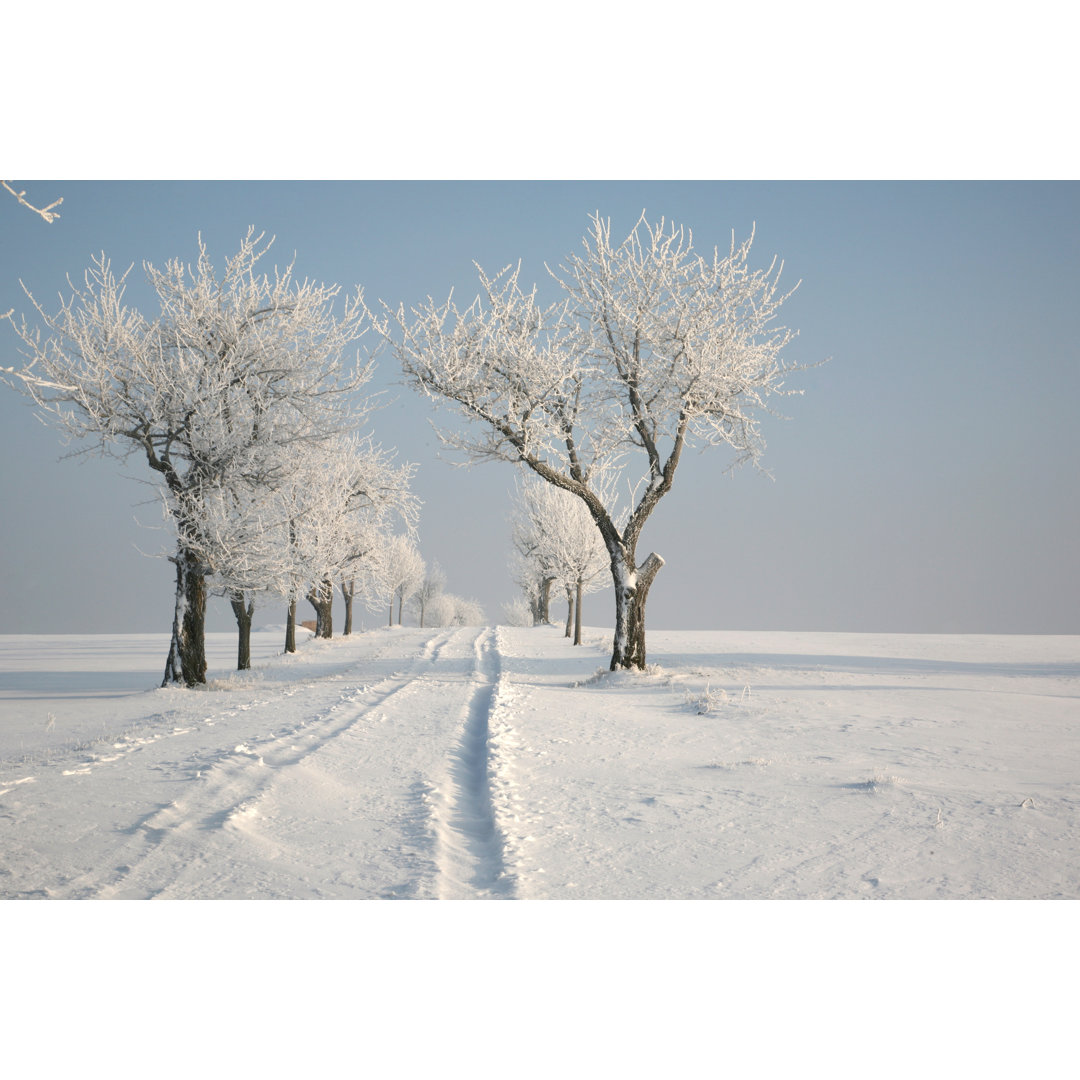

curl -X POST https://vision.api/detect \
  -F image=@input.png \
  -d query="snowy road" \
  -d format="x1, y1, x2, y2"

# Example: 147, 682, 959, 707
2, 625, 1078, 899
2, 626, 519, 899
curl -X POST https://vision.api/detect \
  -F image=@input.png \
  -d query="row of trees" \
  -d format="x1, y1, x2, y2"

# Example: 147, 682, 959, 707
374, 544, 485, 629
509, 475, 606, 643
6, 210, 807, 675
2, 230, 418, 686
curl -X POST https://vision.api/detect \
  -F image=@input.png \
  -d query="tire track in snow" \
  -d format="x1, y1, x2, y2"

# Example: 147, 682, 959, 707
83, 630, 461, 899
431, 627, 514, 899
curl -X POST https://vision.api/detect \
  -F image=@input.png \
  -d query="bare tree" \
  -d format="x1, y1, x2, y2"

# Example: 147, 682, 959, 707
541, 478, 610, 644
510, 474, 607, 642
373, 211, 807, 669
274, 436, 417, 646
335, 442, 418, 637
500, 596, 533, 627
2, 229, 369, 685
426, 593, 485, 627
509, 502, 559, 626
410, 562, 446, 629
376, 534, 425, 626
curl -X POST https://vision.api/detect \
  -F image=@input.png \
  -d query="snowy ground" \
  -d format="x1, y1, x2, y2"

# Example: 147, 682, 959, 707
2, 624, 1077, 900
4, 624, 1076, 1075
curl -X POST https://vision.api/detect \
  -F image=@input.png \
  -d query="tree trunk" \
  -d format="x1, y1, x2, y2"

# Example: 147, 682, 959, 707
609, 551, 664, 671
230, 590, 254, 670
574, 576, 583, 646
162, 638, 181, 686
396, 592, 404, 625
388, 596, 394, 627
564, 584, 574, 638
307, 578, 334, 638
341, 578, 355, 636
285, 597, 297, 654
163, 545, 208, 687
540, 575, 555, 624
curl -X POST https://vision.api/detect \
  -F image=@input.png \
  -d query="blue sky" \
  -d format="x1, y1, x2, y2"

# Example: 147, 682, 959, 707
2, 180, 1077, 634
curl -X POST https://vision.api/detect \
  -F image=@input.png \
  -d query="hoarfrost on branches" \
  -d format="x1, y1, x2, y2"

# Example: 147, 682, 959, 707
509, 474, 607, 641
410, 562, 447, 629
2, 229, 382, 684
2, 179, 62, 225
373, 211, 810, 669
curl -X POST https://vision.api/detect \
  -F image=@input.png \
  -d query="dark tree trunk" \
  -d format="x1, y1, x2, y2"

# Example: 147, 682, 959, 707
396, 592, 404, 625
285, 598, 297, 654
610, 552, 664, 671
388, 596, 394, 627
230, 590, 254, 670
307, 578, 334, 638
564, 584, 574, 638
163, 545, 207, 687
574, 576, 583, 646
162, 638, 182, 686
541, 575, 554, 623
533, 574, 552, 626
341, 578, 355, 636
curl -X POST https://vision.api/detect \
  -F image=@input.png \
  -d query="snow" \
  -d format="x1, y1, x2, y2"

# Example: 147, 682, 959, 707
2, 624, 1076, 1070
3, 623, 1077, 898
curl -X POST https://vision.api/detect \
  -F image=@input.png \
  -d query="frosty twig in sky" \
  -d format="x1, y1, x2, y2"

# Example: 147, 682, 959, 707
2, 179, 62, 224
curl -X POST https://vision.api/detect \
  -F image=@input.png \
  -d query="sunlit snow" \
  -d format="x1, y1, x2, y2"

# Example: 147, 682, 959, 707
1, 625, 1077, 900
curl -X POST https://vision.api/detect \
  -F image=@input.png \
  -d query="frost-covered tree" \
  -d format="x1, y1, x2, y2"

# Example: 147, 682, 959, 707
334, 442, 418, 637
410, 561, 446, 629
426, 593, 485, 627
373, 211, 806, 669
276, 436, 417, 646
509, 474, 608, 644
509, 513, 558, 626
500, 596, 533, 627
173, 469, 286, 671
376, 534, 425, 626
2, 229, 369, 685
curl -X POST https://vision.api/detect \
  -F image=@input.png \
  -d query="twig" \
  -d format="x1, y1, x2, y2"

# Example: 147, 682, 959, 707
2, 180, 62, 223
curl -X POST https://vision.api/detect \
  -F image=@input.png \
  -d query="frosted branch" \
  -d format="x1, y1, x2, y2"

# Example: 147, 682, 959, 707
2, 180, 62, 223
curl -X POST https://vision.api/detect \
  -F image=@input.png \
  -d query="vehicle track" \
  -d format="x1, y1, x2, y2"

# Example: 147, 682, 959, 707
429, 627, 514, 899
81, 629, 462, 899
8, 626, 517, 900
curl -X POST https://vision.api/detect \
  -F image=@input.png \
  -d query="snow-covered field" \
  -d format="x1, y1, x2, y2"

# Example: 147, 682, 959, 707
3, 625, 1076, 1073
3, 624, 1077, 899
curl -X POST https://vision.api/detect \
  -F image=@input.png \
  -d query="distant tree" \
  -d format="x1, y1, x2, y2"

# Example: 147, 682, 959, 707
2, 230, 369, 685
335, 442, 418, 637
373, 211, 807, 669
500, 596, 533, 627
510, 474, 607, 644
277, 437, 417, 646
427, 593, 485, 627
376, 534, 425, 627
509, 519, 557, 626
410, 561, 446, 629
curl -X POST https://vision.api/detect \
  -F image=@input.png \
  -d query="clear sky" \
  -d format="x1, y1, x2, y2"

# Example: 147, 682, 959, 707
2, 180, 1077, 635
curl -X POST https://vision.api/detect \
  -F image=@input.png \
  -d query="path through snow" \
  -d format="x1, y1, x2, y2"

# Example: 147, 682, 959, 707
2, 624, 1078, 899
